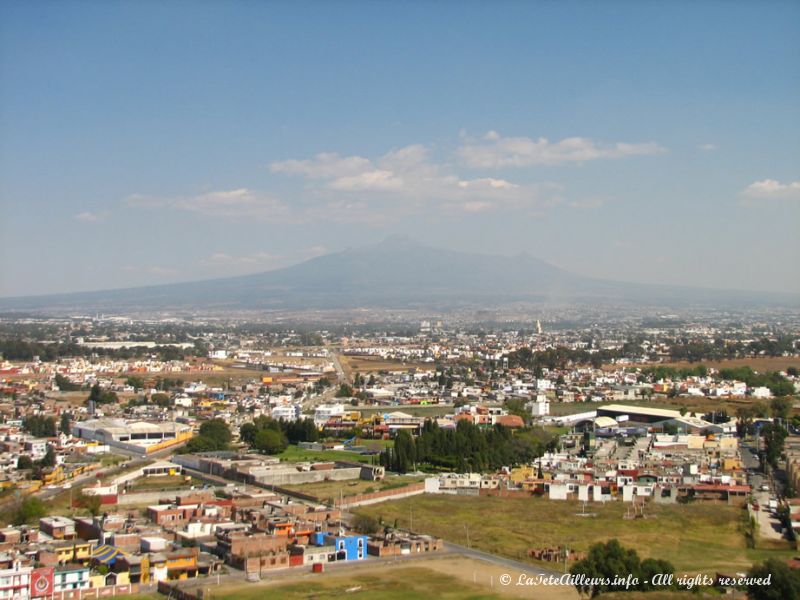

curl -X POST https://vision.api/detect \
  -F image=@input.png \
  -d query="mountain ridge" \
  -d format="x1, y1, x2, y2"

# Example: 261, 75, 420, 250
1, 238, 797, 312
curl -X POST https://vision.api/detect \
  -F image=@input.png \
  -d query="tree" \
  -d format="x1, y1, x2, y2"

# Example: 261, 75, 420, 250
179, 419, 233, 454
125, 376, 145, 390
54, 373, 80, 391
22, 415, 56, 438
39, 446, 57, 468
77, 492, 103, 517
737, 407, 756, 438
16, 455, 33, 470
60, 412, 71, 436
183, 435, 221, 453
770, 397, 792, 421
87, 383, 118, 405
762, 423, 788, 469
351, 513, 380, 534
392, 431, 416, 473
747, 558, 800, 600
336, 383, 354, 397
254, 429, 286, 454
13, 497, 47, 525
569, 539, 674, 597
151, 393, 171, 408
239, 423, 258, 446
198, 419, 232, 449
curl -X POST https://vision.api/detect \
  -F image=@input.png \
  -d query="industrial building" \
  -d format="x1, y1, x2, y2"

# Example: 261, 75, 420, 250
72, 419, 193, 455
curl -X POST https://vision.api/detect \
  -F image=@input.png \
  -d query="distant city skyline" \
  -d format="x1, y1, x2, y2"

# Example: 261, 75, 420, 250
1, 1, 799, 297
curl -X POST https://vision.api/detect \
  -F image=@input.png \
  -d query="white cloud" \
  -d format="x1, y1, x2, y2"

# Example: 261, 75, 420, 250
121, 265, 177, 276
126, 188, 290, 220
698, 143, 718, 151
198, 246, 332, 275
199, 252, 283, 269
743, 179, 800, 200
74, 211, 107, 222
269, 153, 371, 179
269, 143, 562, 216
328, 169, 404, 191
568, 198, 605, 209
457, 132, 665, 168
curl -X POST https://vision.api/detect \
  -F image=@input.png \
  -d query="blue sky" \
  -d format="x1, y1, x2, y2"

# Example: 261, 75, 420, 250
1, 1, 799, 297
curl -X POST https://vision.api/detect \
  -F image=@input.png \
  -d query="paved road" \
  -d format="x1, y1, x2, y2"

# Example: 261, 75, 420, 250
444, 541, 562, 577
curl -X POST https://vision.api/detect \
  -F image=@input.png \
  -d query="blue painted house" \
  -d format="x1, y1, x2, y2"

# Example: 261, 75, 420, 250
310, 532, 367, 561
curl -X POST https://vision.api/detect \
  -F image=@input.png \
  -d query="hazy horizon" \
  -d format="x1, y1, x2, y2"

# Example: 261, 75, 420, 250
2, 236, 800, 301
2, 2, 799, 298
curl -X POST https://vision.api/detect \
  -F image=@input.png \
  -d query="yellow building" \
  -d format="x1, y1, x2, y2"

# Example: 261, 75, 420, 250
510, 465, 537, 484
165, 548, 199, 580
41, 465, 65, 486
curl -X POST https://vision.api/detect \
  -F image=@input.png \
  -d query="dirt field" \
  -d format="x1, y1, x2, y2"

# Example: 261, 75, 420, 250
198, 556, 580, 600
549, 395, 795, 418
606, 356, 800, 373
284, 475, 425, 502
340, 355, 433, 379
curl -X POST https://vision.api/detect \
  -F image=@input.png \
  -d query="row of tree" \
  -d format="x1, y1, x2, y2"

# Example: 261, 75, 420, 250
569, 540, 799, 599
22, 413, 71, 437
379, 420, 557, 473
239, 416, 320, 455
180, 419, 232, 453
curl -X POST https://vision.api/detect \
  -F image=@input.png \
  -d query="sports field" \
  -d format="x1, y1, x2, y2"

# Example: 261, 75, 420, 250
356, 495, 795, 574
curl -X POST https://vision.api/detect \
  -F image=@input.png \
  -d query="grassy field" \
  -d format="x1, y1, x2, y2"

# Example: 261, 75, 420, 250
600, 594, 707, 600
127, 475, 202, 492
357, 404, 456, 418
285, 475, 425, 501
356, 495, 795, 575
198, 566, 506, 600
276, 444, 376, 464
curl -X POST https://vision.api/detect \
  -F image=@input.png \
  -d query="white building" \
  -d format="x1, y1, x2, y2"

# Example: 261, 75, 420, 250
313, 404, 345, 427
271, 405, 301, 421
54, 566, 90, 593
752, 386, 773, 399
72, 418, 192, 455
0, 562, 31, 600
526, 394, 550, 417
23, 440, 49, 461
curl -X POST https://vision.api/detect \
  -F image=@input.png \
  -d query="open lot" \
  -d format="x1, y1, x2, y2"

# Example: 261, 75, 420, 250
285, 475, 425, 502
339, 355, 433, 379
126, 474, 203, 492
356, 495, 795, 575
548, 395, 787, 418
275, 444, 375, 464
194, 557, 580, 600
357, 404, 456, 418
616, 356, 800, 373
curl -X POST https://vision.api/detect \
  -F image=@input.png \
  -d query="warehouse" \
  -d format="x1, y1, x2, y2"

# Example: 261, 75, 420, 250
72, 418, 193, 455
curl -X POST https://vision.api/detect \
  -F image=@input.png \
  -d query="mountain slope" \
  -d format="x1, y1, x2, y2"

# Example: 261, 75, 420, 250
0, 238, 796, 312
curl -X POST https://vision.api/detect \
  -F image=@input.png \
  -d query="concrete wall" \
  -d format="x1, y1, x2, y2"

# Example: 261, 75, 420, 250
116, 488, 206, 506
336, 483, 425, 508
254, 467, 362, 487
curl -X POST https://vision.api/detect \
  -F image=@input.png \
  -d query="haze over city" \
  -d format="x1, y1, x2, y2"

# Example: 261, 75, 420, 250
1, 1, 799, 298
3, 4, 800, 600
